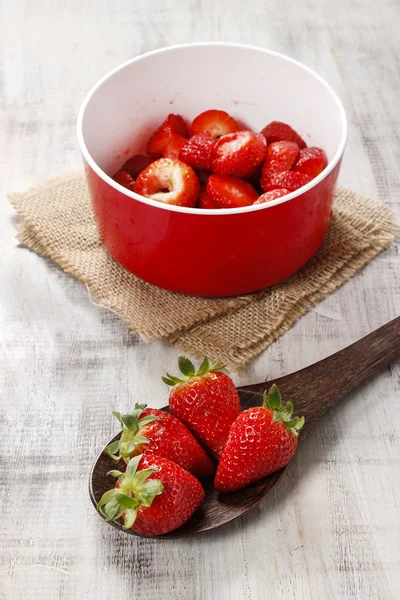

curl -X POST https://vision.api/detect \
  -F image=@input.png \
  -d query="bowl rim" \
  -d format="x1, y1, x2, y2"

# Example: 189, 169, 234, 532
77, 42, 348, 216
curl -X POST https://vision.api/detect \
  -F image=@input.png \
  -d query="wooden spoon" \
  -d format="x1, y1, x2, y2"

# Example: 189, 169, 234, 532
90, 316, 400, 538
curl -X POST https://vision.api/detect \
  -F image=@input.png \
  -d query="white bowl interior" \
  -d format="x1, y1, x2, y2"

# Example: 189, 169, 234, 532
81, 44, 345, 182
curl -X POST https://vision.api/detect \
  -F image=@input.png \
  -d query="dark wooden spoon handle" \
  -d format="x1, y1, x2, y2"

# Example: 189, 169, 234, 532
239, 316, 400, 435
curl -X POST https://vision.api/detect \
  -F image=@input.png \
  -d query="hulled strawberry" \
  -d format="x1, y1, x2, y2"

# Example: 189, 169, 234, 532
179, 132, 215, 170
122, 154, 154, 178
206, 174, 259, 208
198, 186, 217, 209
97, 454, 204, 536
113, 170, 136, 191
146, 114, 189, 157
163, 134, 187, 160
214, 385, 304, 493
163, 355, 241, 459
105, 403, 214, 479
190, 109, 239, 139
135, 158, 200, 207
253, 188, 290, 204
211, 131, 267, 177
261, 121, 307, 149
261, 170, 312, 193
261, 141, 299, 178
293, 147, 327, 178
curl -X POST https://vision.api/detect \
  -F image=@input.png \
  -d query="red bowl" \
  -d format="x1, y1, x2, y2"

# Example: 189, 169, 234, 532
77, 43, 347, 297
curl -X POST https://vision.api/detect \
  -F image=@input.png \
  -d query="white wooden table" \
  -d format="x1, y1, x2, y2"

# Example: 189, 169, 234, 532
1, 2, 399, 598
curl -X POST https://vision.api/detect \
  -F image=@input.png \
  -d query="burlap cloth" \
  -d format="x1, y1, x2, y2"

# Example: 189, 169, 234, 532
8, 172, 399, 371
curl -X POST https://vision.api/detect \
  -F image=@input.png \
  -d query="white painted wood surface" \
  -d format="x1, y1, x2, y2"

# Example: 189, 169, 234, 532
1, 1, 399, 598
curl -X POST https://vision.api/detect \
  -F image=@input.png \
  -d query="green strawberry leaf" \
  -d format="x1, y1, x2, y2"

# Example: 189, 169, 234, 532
196, 356, 211, 376
265, 384, 282, 410
107, 470, 124, 478
105, 440, 122, 460
137, 415, 158, 428
115, 492, 139, 510
126, 455, 142, 479
178, 355, 196, 378
123, 508, 138, 530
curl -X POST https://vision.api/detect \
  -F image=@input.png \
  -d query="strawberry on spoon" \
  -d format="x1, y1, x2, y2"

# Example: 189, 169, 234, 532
105, 403, 214, 479
215, 384, 305, 493
163, 355, 241, 460
135, 158, 200, 207
97, 454, 204, 536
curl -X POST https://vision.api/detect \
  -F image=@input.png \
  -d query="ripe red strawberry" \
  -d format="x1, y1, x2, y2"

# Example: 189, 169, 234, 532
135, 158, 200, 207
163, 355, 241, 459
261, 170, 312, 193
179, 133, 215, 170
113, 170, 136, 192
190, 109, 238, 139
261, 121, 306, 149
215, 385, 305, 493
253, 188, 290, 204
122, 154, 154, 178
211, 131, 267, 177
206, 174, 259, 209
262, 141, 299, 179
198, 186, 217, 209
163, 134, 187, 160
97, 453, 204, 535
146, 114, 189, 157
105, 403, 214, 479
293, 147, 327, 178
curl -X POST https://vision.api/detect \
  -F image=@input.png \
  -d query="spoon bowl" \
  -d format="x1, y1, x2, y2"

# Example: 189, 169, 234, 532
89, 317, 400, 538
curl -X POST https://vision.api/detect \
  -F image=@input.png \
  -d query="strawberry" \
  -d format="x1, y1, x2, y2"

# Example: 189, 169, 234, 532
261, 121, 306, 149
215, 385, 305, 493
135, 158, 200, 207
293, 147, 327, 178
146, 114, 189, 157
163, 134, 187, 160
206, 174, 259, 209
113, 170, 136, 192
190, 109, 238, 139
97, 453, 204, 536
253, 188, 290, 204
262, 141, 299, 177
179, 133, 215, 170
122, 154, 154, 178
261, 170, 312, 193
211, 131, 267, 177
163, 355, 241, 459
105, 403, 214, 479
198, 186, 217, 209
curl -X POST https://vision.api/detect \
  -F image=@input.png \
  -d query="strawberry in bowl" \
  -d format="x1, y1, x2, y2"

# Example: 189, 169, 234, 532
78, 43, 347, 296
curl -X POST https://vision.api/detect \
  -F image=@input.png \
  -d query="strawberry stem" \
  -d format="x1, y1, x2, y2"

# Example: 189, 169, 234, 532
162, 354, 226, 387
97, 455, 164, 529
263, 384, 305, 436
105, 403, 159, 461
